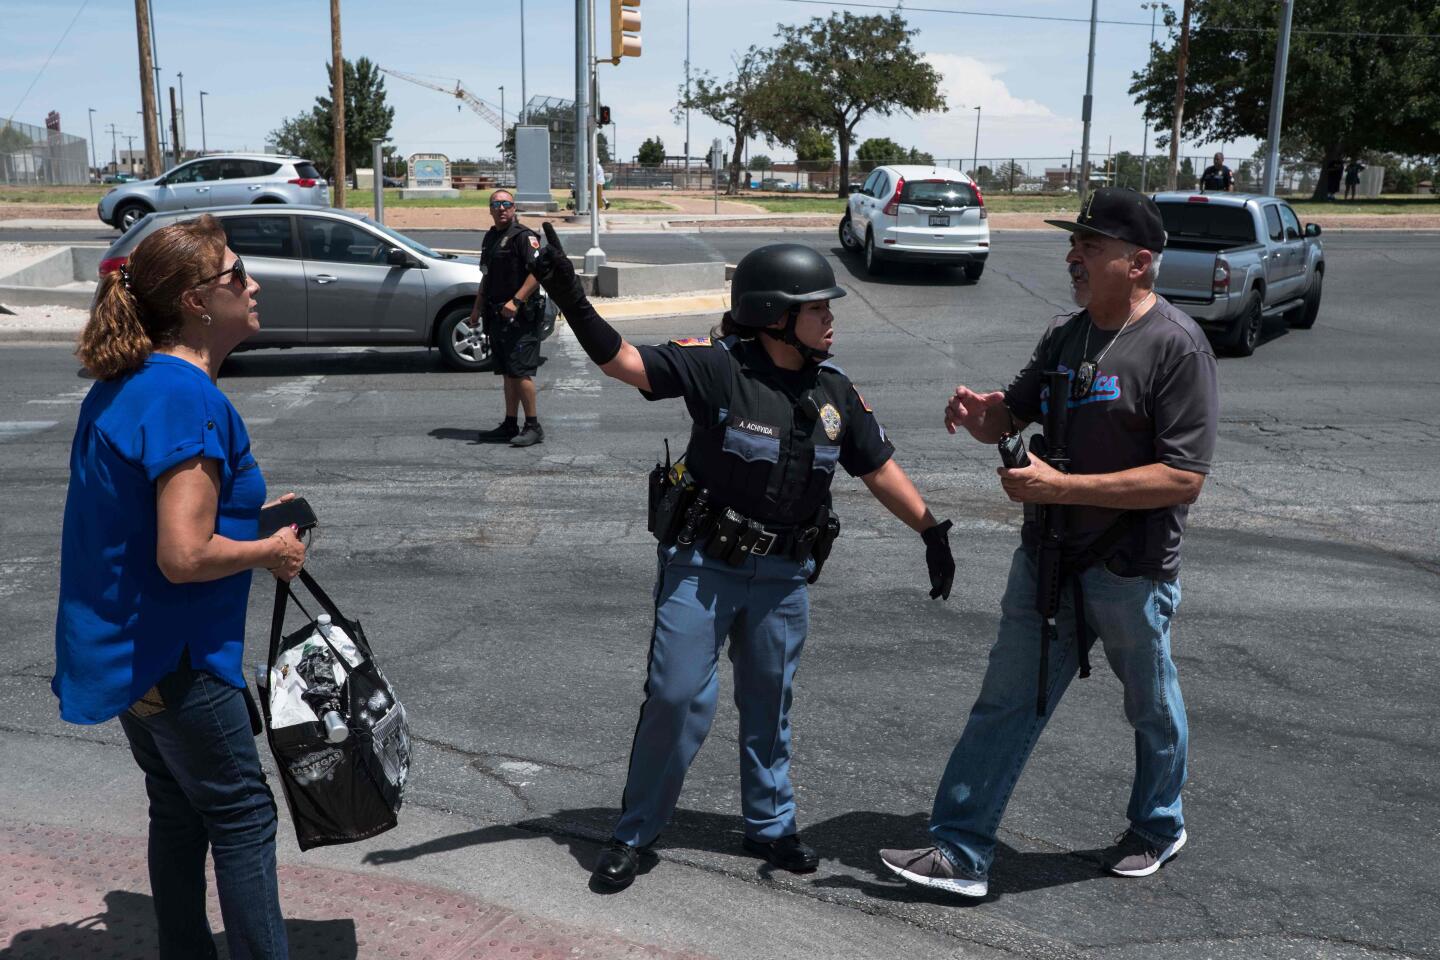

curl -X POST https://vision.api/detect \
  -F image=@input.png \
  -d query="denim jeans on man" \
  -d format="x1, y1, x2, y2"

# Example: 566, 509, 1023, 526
929, 545, 1187, 879
118, 658, 288, 960
612, 542, 812, 849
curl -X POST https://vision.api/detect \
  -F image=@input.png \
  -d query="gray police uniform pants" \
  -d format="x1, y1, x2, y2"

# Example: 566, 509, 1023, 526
612, 541, 813, 848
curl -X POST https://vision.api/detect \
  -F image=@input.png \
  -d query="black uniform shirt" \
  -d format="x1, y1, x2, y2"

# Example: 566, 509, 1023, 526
479, 222, 540, 305
637, 335, 895, 524
1004, 298, 1218, 580
1200, 164, 1232, 191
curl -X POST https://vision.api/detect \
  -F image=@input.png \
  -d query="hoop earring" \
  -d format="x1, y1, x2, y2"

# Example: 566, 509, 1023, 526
201, 314, 213, 327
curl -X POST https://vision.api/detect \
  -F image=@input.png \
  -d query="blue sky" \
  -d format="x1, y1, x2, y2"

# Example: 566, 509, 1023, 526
3, 0, 1251, 172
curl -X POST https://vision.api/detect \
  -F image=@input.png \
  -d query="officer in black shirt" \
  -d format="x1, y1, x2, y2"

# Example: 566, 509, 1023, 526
526, 227, 957, 890
471, 190, 546, 446
1199, 152, 1233, 192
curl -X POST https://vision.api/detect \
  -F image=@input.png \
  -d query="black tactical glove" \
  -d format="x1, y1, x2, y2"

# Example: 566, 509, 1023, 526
920, 519, 955, 600
527, 222, 622, 365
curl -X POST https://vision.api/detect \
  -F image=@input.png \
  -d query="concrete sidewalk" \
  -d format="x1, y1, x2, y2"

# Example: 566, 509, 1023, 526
0, 729, 979, 960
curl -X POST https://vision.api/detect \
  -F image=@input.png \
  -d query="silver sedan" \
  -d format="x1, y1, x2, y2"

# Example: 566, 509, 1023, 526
98, 205, 553, 371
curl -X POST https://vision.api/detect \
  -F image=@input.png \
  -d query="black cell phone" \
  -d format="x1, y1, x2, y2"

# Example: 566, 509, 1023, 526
998, 433, 1031, 469
258, 497, 317, 538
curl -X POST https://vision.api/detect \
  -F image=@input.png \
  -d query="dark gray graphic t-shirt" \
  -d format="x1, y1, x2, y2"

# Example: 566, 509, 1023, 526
1004, 297, 1219, 580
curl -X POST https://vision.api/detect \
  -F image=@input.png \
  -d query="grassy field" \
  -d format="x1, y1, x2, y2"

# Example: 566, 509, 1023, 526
344, 189, 673, 211
741, 192, 1440, 217
0, 184, 673, 212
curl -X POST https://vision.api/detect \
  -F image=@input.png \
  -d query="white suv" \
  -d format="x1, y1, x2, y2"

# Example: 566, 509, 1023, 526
839, 164, 990, 281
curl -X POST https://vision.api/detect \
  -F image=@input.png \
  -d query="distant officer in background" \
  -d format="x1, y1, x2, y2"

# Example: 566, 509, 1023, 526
471, 190, 545, 447
526, 227, 957, 891
1199, 153, 1233, 193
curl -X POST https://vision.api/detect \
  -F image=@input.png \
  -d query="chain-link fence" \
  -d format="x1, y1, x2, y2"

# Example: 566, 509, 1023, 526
1, 120, 90, 185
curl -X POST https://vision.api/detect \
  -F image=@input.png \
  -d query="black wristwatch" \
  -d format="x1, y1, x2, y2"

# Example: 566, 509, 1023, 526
511, 297, 524, 308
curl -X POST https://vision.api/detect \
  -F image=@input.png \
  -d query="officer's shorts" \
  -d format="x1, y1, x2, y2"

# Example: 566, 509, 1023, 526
491, 321, 542, 378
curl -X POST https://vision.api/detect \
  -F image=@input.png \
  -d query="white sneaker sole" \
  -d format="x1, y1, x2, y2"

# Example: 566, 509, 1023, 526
881, 856, 989, 898
1109, 828, 1187, 878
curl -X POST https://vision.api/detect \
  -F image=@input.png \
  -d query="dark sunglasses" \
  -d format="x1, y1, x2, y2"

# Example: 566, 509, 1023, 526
489, 199, 515, 209
198, 257, 247, 287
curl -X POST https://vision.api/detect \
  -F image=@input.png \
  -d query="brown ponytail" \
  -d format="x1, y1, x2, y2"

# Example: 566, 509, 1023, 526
710, 310, 756, 340
77, 214, 228, 379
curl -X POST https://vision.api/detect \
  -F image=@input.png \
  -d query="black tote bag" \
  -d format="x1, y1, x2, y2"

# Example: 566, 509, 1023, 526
260, 569, 411, 851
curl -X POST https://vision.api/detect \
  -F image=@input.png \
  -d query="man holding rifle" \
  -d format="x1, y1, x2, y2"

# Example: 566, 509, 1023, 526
879, 188, 1219, 899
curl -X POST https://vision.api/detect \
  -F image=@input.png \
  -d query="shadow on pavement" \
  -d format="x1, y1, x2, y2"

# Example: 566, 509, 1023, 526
219, 349, 448, 378
0, 890, 358, 959
829, 246, 978, 287
359, 806, 1104, 903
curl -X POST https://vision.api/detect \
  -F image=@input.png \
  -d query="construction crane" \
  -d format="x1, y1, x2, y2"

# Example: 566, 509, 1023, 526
380, 67, 507, 134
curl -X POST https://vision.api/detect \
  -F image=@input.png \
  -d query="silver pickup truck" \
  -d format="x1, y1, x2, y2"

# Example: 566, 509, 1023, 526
1152, 192, 1324, 356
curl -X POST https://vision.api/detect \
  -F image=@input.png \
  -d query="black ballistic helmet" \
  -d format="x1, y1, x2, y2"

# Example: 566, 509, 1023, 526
729, 244, 846, 328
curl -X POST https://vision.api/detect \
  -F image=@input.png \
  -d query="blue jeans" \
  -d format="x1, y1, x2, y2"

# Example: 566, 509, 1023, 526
118, 661, 288, 960
612, 542, 812, 848
930, 546, 1187, 879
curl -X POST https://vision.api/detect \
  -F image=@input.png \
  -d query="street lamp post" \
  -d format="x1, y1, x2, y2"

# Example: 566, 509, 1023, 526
519, 0, 528, 124
199, 91, 208, 153
971, 105, 981, 183
1078, 0, 1099, 206
1139, 1, 1161, 192
87, 108, 98, 180
500, 85, 506, 151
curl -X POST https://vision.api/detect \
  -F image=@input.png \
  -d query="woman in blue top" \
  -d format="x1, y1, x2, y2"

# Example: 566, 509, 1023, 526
55, 214, 305, 960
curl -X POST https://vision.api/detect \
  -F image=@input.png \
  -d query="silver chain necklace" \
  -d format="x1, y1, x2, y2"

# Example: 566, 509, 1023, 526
1074, 293, 1154, 399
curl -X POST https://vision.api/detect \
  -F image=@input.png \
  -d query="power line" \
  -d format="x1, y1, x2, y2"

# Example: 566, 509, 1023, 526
777, 0, 1440, 40
4, 0, 93, 129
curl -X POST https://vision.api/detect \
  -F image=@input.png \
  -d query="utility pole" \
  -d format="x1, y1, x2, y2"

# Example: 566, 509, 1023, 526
527, 0, 532, 123
500, 85, 506, 150
87, 108, 98, 179
574, 0, 590, 222
133, 0, 160, 176
169, 87, 181, 165
971, 105, 981, 180
373, 137, 386, 224
330, 0, 346, 206
1078, 0, 1099, 206
1139, 1, 1160, 193
1261, 0, 1294, 196
124, 134, 137, 173
105, 123, 120, 171
684, 0, 691, 168
175, 71, 186, 156
585, 0, 604, 272
1167, 0, 1193, 191
148, 0, 166, 168
199, 91, 208, 153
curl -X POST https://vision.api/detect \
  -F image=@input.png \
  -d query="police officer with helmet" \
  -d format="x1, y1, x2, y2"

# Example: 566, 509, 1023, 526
526, 225, 957, 890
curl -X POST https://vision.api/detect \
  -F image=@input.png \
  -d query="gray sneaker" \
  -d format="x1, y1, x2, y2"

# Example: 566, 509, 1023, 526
879, 847, 988, 898
1102, 828, 1187, 877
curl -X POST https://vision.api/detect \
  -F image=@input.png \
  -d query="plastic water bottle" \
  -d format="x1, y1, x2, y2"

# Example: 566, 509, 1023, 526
314, 615, 349, 743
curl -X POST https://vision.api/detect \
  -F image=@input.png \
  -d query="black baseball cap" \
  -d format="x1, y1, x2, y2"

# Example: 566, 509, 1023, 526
1044, 187, 1167, 253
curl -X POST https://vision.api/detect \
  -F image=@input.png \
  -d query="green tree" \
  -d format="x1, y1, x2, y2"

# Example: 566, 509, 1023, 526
0, 123, 34, 152
749, 154, 773, 172
676, 46, 779, 195
270, 56, 395, 181
856, 136, 906, 171
597, 132, 612, 167
766, 11, 946, 196
1130, 0, 1440, 199
905, 146, 935, 165
637, 136, 666, 167
794, 128, 834, 170
314, 56, 395, 181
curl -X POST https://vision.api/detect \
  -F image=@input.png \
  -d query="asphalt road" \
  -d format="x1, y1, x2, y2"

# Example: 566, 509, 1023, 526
2, 231, 1437, 959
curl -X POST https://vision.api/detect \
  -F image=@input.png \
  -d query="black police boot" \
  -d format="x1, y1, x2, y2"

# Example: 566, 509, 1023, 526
742, 834, 819, 873
510, 419, 544, 447
477, 418, 519, 443
592, 839, 641, 889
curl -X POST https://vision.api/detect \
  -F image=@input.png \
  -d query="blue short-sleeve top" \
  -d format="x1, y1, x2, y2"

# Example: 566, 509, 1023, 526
53, 354, 267, 724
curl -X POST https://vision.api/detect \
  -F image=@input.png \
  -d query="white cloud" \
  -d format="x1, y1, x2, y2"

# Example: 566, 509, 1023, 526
865, 53, 1082, 163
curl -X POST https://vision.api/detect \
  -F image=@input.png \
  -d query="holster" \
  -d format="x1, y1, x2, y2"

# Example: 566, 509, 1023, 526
805, 507, 841, 584
704, 507, 750, 565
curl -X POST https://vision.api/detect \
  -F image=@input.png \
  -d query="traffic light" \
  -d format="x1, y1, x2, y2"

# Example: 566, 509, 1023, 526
609, 0, 641, 63
599, 105, 612, 126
